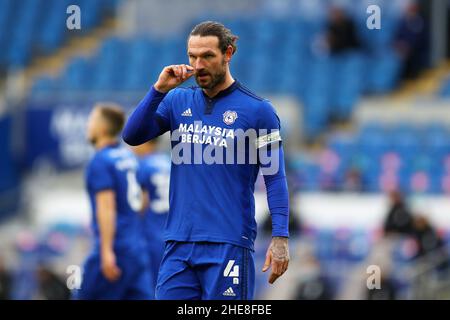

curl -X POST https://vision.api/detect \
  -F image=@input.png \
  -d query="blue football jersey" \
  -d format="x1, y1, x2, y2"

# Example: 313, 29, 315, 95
153, 81, 283, 250
137, 152, 171, 215
137, 153, 170, 240
85, 143, 143, 251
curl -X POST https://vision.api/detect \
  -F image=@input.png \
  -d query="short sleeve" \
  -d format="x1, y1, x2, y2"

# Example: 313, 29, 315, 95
88, 156, 115, 193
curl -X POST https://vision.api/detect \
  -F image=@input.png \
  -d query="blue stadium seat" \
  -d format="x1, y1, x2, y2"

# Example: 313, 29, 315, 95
0, 0, 120, 69
330, 51, 364, 119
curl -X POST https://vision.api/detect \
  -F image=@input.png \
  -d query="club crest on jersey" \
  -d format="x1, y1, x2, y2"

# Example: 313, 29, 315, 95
223, 110, 238, 125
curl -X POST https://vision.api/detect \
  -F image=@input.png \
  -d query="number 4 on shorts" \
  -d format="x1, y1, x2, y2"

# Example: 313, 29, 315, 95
224, 260, 239, 277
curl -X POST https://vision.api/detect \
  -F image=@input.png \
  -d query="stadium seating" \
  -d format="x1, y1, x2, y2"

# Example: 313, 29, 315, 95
291, 122, 450, 194
27, 5, 449, 194
30, 5, 403, 136
0, 0, 119, 70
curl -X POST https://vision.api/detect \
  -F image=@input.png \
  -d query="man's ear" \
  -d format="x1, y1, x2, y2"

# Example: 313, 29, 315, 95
225, 45, 233, 62
99, 119, 110, 137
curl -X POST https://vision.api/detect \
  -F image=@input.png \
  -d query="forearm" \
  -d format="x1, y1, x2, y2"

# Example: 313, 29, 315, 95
97, 205, 116, 253
266, 175, 289, 237
263, 146, 290, 238
122, 86, 168, 146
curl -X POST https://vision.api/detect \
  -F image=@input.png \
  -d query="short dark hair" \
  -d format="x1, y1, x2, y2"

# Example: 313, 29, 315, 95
189, 21, 238, 55
95, 103, 125, 137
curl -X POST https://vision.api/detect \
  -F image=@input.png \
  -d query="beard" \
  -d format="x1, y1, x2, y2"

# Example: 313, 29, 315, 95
195, 60, 226, 90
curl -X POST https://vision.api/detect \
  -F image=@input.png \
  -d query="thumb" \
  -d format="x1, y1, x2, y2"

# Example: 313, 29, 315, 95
262, 252, 271, 272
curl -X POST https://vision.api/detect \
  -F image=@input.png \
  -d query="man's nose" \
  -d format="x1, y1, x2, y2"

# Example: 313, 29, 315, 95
194, 58, 205, 70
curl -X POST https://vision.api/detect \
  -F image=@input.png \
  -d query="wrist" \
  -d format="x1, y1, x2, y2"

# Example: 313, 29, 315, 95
272, 231, 289, 238
154, 81, 169, 93
272, 236, 289, 241
101, 246, 114, 256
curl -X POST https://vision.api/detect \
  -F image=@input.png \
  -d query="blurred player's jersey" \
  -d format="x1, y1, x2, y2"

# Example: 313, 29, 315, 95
137, 151, 171, 296
155, 81, 282, 250
85, 143, 143, 252
137, 152, 171, 218
76, 248, 151, 300
137, 151, 170, 242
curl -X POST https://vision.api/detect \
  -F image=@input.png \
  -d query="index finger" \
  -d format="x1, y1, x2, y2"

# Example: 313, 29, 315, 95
184, 64, 195, 78
165, 65, 176, 75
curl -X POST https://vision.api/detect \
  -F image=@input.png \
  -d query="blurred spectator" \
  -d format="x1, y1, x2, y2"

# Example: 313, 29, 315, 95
343, 167, 363, 192
411, 215, 448, 270
383, 191, 415, 236
294, 256, 333, 300
326, 6, 361, 54
0, 257, 12, 300
394, 2, 428, 80
36, 265, 70, 300
366, 276, 398, 300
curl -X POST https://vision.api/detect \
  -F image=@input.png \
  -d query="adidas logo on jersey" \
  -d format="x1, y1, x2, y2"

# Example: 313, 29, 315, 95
222, 287, 236, 297
181, 108, 192, 116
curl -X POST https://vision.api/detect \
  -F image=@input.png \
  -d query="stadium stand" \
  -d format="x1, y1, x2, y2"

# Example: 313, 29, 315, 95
289, 122, 450, 194
0, 0, 119, 72
30, 7, 403, 137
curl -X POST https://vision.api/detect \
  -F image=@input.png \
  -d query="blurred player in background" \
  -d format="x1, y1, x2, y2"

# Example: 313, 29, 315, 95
132, 138, 171, 299
76, 103, 152, 300
123, 21, 290, 300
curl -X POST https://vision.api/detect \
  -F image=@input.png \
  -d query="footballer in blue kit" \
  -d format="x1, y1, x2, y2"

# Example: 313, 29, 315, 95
76, 104, 152, 300
132, 139, 171, 299
123, 21, 290, 300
